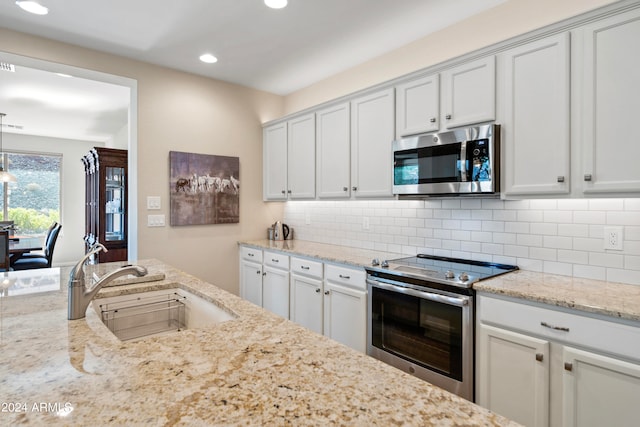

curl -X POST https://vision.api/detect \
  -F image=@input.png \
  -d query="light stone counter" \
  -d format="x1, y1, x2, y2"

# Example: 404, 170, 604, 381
0, 259, 516, 426
474, 269, 640, 322
240, 240, 640, 322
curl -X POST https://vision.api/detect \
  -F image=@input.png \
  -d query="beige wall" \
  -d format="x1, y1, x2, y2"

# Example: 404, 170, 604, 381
283, 0, 619, 114
0, 28, 284, 294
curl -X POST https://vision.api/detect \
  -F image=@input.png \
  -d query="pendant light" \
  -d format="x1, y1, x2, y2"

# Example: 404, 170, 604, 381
0, 114, 17, 183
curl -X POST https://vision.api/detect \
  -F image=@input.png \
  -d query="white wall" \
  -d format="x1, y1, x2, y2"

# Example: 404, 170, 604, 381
4, 133, 103, 265
283, 199, 640, 285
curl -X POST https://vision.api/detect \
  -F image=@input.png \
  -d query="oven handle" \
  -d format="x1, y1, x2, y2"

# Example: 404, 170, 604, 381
366, 279, 469, 307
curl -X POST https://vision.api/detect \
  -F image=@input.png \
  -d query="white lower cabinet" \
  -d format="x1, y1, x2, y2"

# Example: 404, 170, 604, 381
239, 247, 368, 353
290, 257, 324, 335
562, 346, 640, 427
478, 324, 550, 427
262, 251, 290, 319
239, 246, 264, 307
477, 294, 640, 427
323, 264, 367, 353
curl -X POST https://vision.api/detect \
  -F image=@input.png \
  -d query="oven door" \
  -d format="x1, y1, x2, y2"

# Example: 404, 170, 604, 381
367, 277, 474, 401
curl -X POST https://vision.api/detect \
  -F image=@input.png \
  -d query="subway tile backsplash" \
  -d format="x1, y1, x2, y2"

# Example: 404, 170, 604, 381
283, 198, 640, 286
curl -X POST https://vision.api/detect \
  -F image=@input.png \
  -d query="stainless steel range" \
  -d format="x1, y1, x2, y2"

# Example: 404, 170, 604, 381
365, 254, 518, 401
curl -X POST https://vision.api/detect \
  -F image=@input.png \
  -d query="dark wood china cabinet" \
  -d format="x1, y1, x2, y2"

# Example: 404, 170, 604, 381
82, 147, 128, 263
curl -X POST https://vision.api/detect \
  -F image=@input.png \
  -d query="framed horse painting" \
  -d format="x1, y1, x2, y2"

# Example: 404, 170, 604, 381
169, 151, 240, 226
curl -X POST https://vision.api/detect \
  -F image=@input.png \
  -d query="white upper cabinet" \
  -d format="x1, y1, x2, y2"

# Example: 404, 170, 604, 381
579, 9, 640, 195
501, 33, 571, 196
441, 56, 496, 129
263, 122, 288, 200
350, 88, 395, 198
316, 102, 351, 199
395, 74, 440, 138
287, 113, 316, 199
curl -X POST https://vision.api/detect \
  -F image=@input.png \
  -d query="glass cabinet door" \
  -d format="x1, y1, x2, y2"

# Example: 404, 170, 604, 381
105, 166, 125, 242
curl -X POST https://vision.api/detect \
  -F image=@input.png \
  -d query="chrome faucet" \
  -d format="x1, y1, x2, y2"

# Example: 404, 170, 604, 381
68, 243, 148, 320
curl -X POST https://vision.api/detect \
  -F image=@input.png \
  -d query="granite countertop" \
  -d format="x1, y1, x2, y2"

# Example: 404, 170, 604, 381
240, 240, 640, 323
474, 270, 640, 322
0, 259, 516, 426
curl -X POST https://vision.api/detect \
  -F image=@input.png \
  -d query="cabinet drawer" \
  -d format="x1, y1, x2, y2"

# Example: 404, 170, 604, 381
478, 294, 640, 362
325, 264, 366, 290
264, 251, 289, 269
240, 246, 262, 263
291, 257, 323, 279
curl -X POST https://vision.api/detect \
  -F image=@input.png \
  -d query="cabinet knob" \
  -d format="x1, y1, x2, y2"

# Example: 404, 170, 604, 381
262, 272, 266, 276
281, 190, 286, 194
315, 288, 321, 293
343, 187, 348, 192
445, 114, 452, 120
256, 270, 261, 275
430, 117, 436, 123
584, 174, 592, 182
352, 186, 357, 191
324, 291, 330, 295
535, 353, 544, 362
564, 362, 573, 372
557, 176, 565, 183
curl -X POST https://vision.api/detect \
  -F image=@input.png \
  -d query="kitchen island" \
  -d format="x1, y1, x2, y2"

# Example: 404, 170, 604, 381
0, 259, 516, 426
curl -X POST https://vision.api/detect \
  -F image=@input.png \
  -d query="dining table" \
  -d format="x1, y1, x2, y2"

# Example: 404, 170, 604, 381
9, 236, 44, 266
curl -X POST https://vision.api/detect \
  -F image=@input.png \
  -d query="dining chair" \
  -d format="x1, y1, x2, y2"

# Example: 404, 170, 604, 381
0, 230, 10, 272
12, 223, 62, 270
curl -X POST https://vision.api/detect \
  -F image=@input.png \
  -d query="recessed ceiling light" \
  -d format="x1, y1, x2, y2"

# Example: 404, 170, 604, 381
199, 54, 218, 64
264, 0, 288, 9
15, 1, 49, 15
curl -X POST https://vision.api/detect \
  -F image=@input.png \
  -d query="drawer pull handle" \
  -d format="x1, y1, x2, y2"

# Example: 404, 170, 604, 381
324, 291, 330, 295
564, 362, 573, 372
248, 253, 254, 257
339, 274, 351, 279
272, 259, 279, 263
301, 266, 310, 270
256, 270, 261, 275
535, 353, 544, 362
315, 288, 321, 293
541, 321, 569, 332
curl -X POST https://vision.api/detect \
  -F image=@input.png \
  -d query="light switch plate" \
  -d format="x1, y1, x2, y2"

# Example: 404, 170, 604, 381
147, 196, 161, 210
147, 214, 165, 227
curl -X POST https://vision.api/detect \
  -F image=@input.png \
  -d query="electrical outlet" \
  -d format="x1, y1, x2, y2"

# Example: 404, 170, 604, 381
362, 216, 370, 230
603, 226, 623, 250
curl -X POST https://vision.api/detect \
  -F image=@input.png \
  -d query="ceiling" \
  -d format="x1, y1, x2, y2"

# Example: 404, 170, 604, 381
0, 0, 505, 142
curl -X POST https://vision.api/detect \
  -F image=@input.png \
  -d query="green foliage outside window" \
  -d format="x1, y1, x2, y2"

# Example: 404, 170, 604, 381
1, 208, 60, 235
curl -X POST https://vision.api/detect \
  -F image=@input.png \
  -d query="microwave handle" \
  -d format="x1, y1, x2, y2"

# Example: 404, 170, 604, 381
367, 279, 469, 307
460, 140, 468, 181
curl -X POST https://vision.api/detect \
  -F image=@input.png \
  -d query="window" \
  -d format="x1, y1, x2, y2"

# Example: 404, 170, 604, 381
1, 152, 61, 236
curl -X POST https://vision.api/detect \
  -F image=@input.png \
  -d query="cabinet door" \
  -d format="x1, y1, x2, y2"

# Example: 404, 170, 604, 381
290, 273, 323, 334
316, 102, 351, 198
442, 56, 495, 128
580, 10, 640, 194
502, 33, 571, 196
263, 266, 290, 319
287, 114, 316, 199
563, 346, 640, 427
396, 74, 439, 138
240, 260, 262, 307
477, 324, 550, 427
263, 122, 288, 200
323, 281, 367, 353
350, 88, 395, 198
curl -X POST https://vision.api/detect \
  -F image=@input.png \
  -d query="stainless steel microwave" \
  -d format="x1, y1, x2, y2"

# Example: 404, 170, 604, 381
392, 124, 500, 196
